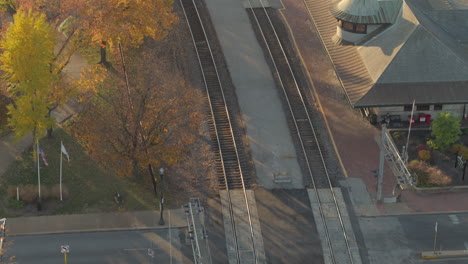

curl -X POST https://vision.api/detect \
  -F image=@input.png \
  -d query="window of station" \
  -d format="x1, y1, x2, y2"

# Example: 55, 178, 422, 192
416, 105, 430, 111
337, 20, 367, 34
403, 105, 413, 111
355, 24, 366, 33
434, 104, 443, 110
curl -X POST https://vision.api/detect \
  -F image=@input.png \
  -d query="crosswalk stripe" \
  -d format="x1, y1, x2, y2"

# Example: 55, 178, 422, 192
449, 214, 460, 225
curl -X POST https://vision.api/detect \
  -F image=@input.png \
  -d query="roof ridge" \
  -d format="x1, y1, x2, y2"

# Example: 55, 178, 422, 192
374, 23, 419, 83
366, 0, 419, 83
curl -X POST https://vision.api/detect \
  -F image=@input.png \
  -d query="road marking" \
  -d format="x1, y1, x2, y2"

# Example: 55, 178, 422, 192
169, 210, 172, 264
419, 257, 468, 262
123, 248, 148, 251
449, 215, 460, 225
123, 247, 160, 251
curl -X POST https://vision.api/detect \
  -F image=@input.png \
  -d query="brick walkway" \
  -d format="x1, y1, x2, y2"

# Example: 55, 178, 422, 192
279, 0, 468, 214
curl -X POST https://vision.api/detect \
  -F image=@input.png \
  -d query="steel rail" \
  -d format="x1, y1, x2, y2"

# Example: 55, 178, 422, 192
246, 2, 354, 263
179, 0, 258, 263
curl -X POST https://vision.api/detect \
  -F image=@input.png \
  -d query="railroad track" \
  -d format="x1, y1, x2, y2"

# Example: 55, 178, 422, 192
179, 0, 259, 263
246, 2, 356, 263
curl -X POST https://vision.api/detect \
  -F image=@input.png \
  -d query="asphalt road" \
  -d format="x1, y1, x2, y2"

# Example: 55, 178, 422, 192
3, 229, 194, 264
359, 213, 468, 264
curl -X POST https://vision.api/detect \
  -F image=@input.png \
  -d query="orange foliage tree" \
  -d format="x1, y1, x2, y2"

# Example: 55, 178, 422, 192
69, 46, 203, 194
73, 0, 179, 65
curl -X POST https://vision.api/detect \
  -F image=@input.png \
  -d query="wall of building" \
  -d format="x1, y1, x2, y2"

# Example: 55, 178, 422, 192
367, 25, 381, 35
336, 25, 382, 43
336, 27, 363, 43
374, 104, 466, 122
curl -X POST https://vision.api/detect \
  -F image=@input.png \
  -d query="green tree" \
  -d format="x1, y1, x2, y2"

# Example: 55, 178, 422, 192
0, 8, 56, 146
429, 112, 461, 150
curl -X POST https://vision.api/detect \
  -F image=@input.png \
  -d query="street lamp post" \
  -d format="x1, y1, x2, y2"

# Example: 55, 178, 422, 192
158, 168, 165, 226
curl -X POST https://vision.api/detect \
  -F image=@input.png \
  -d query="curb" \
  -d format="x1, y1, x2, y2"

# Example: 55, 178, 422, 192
412, 185, 468, 194
357, 205, 468, 217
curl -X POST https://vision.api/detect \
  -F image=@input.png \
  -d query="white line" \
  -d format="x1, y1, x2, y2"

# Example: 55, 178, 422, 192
169, 209, 172, 264
449, 215, 460, 225
124, 247, 161, 251
123, 248, 149, 251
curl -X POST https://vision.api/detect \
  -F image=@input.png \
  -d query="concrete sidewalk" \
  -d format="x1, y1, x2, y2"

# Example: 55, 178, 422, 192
204, 0, 303, 189
7, 209, 187, 236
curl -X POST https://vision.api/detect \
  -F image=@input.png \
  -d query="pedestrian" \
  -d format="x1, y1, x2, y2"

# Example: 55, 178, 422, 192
385, 113, 391, 126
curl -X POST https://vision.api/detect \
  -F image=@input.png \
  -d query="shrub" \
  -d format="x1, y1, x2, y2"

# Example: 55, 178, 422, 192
7, 186, 18, 199
427, 140, 437, 149
417, 144, 429, 152
451, 144, 463, 155
41, 186, 51, 200
460, 146, 468, 160
407, 160, 452, 187
393, 131, 407, 139
20, 184, 38, 203
7, 198, 25, 209
426, 167, 452, 186
51, 184, 69, 200
418, 150, 431, 162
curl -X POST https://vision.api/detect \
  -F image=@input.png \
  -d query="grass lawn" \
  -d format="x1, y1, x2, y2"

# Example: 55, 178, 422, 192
0, 128, 160, 217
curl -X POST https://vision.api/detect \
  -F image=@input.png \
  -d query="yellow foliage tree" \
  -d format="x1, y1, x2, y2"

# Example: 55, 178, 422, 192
0, 8, 56, 146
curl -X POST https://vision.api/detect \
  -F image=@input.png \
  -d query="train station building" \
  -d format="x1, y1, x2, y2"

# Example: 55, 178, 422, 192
329, 0, 468, 125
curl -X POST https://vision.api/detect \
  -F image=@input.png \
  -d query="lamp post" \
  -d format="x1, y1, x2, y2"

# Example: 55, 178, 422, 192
158, 168, 165, 225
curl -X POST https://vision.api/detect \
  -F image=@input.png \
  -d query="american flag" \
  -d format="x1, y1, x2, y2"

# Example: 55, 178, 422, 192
39, 147, 48, 166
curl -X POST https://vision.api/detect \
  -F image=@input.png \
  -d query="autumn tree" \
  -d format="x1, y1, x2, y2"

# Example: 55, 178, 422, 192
0, 8, 56, 145
0, 0, 48, 16
0, 0, 17, 15
428, 112, 461, 150
75, 0, 179, 65
70, 46, 203, 194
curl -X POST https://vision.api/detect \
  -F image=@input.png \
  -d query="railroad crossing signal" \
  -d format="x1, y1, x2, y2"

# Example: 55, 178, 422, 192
148, 248, 154, 257
456, 154, 465, 168
60, 245, 70, 253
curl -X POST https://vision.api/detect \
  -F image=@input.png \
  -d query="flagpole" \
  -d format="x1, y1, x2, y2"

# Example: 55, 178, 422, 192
60, 141, 63, 201
433, 221, 438, 253
404, 100, 416, 164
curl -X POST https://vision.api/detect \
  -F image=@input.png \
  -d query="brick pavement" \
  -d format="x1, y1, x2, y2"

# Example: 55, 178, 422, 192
279, 0, 468, 214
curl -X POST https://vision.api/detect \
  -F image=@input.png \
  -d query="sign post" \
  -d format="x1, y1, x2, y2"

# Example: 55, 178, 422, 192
433, 222, 438, 253
61, 245, 70, 264
148, 247, 154, 263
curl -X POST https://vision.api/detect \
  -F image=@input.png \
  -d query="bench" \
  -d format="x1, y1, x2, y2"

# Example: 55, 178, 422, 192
274, 174, 292, 183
